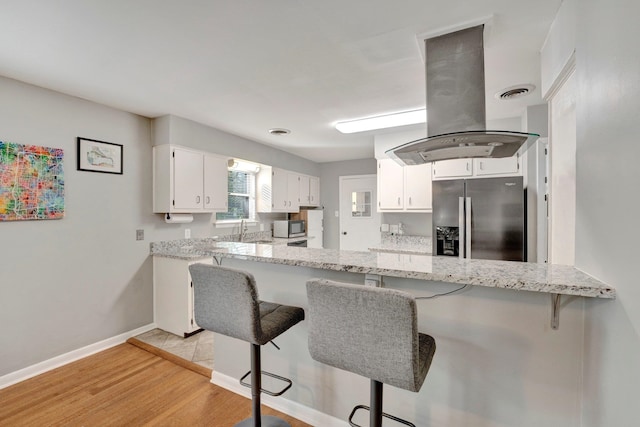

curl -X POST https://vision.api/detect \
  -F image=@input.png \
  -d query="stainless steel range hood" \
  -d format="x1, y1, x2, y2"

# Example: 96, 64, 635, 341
387, 25, 538, 165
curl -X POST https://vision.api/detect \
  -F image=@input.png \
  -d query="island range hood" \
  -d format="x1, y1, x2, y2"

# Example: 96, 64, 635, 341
386, 25, 539, 165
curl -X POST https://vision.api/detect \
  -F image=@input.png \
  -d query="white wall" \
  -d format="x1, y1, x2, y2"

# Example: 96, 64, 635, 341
549, 71, 577, 266
0, 76, 156, 376
319, 159, 377, 249
574, 0, 640, 425
0, 77, 324, 378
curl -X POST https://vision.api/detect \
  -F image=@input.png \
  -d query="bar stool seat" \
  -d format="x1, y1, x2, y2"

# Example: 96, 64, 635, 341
306, 279, 436, 427
190, 263, 304, 427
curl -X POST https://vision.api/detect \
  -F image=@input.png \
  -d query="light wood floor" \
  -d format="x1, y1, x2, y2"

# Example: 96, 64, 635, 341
0, 342, 312, 427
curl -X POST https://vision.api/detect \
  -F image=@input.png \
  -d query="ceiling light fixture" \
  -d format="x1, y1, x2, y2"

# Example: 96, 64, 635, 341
335, 108, 426, 134
228, 158, 261, 173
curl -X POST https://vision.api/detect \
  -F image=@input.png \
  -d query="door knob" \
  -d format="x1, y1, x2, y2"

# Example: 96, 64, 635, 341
342, 231, 347, 235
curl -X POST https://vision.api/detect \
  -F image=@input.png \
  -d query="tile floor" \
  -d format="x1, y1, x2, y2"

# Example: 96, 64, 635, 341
135, 328, 214, 370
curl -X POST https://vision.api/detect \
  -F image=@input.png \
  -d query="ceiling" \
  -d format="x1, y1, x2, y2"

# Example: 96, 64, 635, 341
0, 0, 561, 163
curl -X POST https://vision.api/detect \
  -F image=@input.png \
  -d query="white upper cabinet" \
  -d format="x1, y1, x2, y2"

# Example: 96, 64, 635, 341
377, 159, 404, 210
473, 156, 520, 176
432, 156, 521, 180
258, 167, 319, 212
287, 172, 301, 212
203, 153, 229, 210
308, 176, 320, 207
299, 174, 310, 206
404, 163, 432, 210
153, 145, 228, 213
173, 147, 204, 210
298, 174, 320, 207
377, 159, 432, 212
432, 159, 473, 179
257, 166, 298, 213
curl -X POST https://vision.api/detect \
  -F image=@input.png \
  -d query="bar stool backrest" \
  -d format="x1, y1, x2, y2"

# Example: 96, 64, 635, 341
306, 279, 425, 392
189, 263, 262, 345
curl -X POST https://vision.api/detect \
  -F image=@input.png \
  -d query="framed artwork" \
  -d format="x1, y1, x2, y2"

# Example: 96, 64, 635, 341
77, 137, 123, 174
0, 140, 64, 221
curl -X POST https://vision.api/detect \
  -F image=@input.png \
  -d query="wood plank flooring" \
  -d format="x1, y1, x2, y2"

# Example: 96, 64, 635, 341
0, 343, 312, 427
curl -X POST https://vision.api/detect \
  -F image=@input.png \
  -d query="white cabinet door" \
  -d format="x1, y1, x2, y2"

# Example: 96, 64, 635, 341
203, 154, 228, 211
474, 156, 520, 176
404, 163, 432, 210
299, 174, 310, 206
309, 176, 320, 207
154, 256, 213, 337
432, 159, 473, 180
377, 159, 404, 210
287, 172, 301, 212
271, 167, 289, 212
173, 148, 204, 209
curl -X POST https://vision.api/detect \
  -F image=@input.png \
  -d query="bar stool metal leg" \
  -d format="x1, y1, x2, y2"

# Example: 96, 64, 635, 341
235, 344, 290, 427
370, 380, 383, 427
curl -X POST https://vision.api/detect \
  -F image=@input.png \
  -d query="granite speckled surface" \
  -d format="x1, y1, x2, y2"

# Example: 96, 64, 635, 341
151, 238, 615, 299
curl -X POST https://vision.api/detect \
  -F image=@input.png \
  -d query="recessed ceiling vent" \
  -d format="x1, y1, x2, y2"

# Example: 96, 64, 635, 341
269, 128, 291, 136
496, 84, 535, 100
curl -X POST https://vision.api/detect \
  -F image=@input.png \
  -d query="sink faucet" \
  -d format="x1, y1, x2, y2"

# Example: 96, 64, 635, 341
239, 219, 247, 242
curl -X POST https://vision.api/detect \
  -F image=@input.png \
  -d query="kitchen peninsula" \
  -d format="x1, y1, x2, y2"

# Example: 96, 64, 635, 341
151, 239, 614, 426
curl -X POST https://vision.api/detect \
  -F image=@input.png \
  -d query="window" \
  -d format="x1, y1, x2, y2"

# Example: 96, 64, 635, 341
216, 169, 256, 221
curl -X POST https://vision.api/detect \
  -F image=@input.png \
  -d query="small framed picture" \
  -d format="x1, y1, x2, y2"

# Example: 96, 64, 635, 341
77, 137, 123, 174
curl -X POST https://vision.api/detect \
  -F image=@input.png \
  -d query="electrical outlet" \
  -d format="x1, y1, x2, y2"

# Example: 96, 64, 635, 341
136, 229, 144, 241
184, 228, 191, 239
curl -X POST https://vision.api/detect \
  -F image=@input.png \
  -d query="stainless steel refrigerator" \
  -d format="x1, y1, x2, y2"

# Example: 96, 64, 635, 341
432, 176, 525, 261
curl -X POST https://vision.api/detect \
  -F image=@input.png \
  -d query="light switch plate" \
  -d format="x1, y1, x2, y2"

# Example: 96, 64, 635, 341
136, 229, 144, 241
381, 223, 390, 232
184, 228, 191, 239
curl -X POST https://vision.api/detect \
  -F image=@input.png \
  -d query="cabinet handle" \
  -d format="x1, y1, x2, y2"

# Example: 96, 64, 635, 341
206, 196, 210, 204
196, 196, 201, 204
479, 161, 484, 171
466, 162, 470, 171
397, 197, 401, 206
409, 196, 412, 205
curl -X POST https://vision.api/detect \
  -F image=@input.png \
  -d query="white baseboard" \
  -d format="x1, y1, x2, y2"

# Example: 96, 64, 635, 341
211, 370, 346, 427
0, 323, 156, 390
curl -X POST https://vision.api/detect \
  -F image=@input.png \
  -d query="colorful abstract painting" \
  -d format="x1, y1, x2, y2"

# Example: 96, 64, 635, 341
0, 141, 64, 221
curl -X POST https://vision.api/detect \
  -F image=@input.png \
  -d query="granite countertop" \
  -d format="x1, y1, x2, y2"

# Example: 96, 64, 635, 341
151, 238, 615, 299
369, 242, 432, 255
369, 233, 432, 255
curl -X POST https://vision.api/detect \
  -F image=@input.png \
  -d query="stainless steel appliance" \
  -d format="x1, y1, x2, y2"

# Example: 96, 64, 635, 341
433, 177, 525, 261
273, 220, 306, 238
387, 25, 538, 164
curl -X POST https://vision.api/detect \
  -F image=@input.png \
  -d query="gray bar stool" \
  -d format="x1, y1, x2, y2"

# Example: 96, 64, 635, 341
189, 264, 305, 427
306, 279, 436, 427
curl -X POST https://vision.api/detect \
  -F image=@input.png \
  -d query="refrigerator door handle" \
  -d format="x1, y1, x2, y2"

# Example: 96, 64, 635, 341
466, 197, 472, 259
459, 197, 465, 259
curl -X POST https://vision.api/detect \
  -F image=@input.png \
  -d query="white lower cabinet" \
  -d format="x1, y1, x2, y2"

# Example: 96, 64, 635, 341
153, 256, 213, 337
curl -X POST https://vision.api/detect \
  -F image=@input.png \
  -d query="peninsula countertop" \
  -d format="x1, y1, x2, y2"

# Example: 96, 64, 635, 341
151, 238, 615, 299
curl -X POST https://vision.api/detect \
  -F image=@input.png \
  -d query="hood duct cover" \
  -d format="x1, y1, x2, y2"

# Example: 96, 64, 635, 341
387, 25, 538, 165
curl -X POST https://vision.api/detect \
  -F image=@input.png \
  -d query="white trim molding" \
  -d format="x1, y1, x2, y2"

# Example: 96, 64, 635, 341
0, 323, 156, 389
211, 370, 346, 427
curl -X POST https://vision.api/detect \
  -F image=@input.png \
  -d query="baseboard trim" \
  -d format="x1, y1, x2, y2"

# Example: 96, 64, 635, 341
211, 370, 345, 427
0, 323, 157, 389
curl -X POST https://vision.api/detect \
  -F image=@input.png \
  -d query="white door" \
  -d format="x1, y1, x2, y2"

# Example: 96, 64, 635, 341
339, 175, 381, 251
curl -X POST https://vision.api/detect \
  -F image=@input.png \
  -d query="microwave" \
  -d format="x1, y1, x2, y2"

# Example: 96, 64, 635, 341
273, 220, 306, 238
